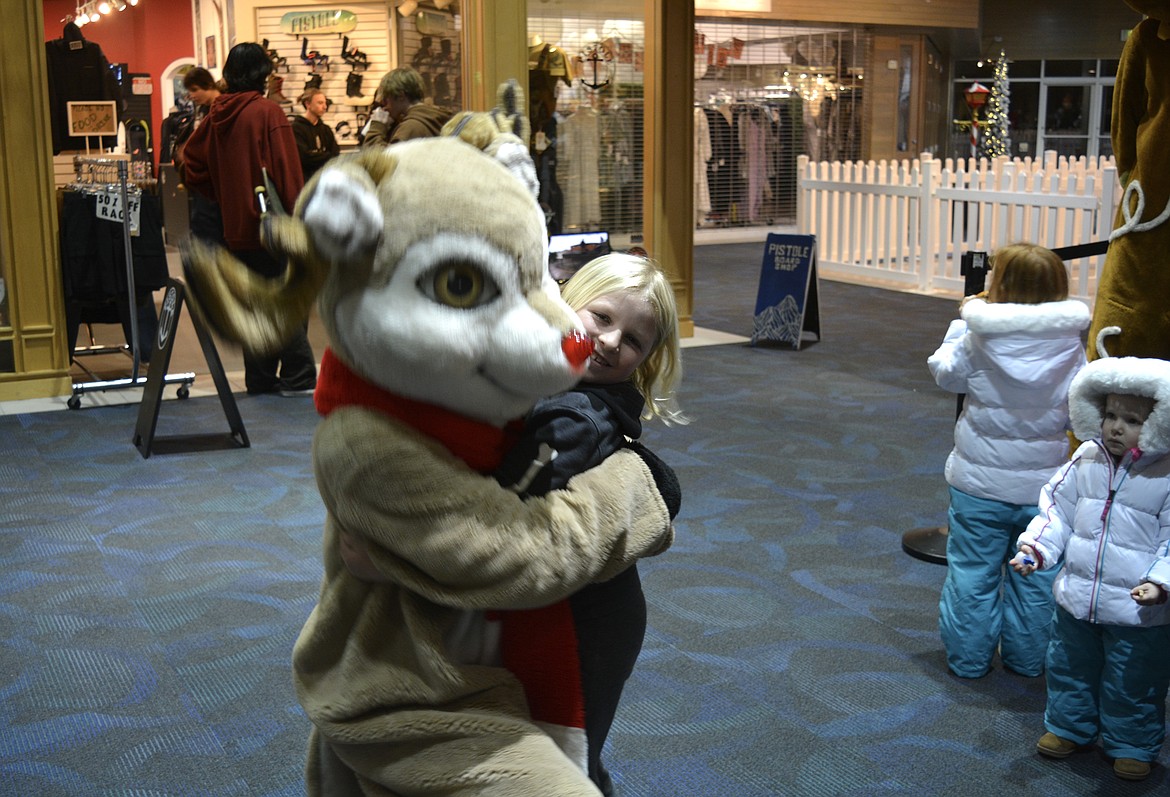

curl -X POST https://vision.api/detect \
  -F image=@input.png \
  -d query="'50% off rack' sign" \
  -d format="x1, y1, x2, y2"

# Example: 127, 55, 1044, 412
94, 187, 141, 235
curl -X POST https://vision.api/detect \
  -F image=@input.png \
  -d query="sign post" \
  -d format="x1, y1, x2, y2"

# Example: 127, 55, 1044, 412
134, 278, 249, 458
751, 233, 821, 349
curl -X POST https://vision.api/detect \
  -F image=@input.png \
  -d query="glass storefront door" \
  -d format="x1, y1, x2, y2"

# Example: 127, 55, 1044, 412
1041, 83, 1092, 158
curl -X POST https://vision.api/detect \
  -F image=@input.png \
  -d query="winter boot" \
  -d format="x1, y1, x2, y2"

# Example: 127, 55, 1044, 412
1036, 733, 1082, 759
412, 36, 434, 68
1113, 759, 1151, 781
434, 73, 450, 104
347, 71, 364, 98
304, 72, 323, 91
267, 74, 289, 105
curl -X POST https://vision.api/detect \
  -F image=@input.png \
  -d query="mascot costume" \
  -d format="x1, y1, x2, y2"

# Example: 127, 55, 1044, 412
180, 82, 676, 796
1087, 0, 1170, 361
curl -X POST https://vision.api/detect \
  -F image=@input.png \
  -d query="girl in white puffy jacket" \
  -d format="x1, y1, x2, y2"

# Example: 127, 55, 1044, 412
1013, 356, 1170, 781
928, 243, 1090, 679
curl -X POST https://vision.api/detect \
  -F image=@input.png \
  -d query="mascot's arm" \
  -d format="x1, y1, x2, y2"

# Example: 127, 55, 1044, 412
314, 407, 672, 610
1111, 20, 1148, 185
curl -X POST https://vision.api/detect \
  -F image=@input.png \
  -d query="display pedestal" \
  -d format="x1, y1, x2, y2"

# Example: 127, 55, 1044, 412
902, 526, 948, 565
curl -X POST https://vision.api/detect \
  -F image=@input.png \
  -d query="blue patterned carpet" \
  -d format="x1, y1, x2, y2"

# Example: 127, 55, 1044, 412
1, 242, 1165, 795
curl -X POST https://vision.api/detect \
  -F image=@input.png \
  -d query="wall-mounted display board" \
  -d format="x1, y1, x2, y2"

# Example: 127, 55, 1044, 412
255, 3, 393, 147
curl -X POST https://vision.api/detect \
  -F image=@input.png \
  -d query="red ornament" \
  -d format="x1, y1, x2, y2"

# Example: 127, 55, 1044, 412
561, 330, 594, 368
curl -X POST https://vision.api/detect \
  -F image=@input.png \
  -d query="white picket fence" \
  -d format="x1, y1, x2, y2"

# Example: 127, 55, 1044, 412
796, 151, 1119, 303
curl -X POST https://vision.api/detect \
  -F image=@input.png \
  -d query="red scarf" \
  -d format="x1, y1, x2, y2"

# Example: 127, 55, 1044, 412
313, 348, 521, 472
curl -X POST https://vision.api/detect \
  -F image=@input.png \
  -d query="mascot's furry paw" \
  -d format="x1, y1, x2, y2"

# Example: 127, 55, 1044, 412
180, 220, 326, 356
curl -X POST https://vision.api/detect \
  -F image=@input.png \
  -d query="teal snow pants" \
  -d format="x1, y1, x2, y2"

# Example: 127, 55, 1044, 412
938, 486, 1057, 678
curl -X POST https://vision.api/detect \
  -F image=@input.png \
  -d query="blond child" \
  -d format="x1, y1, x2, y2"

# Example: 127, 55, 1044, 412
494, 253, 686, 795
928, 242, 1090, 678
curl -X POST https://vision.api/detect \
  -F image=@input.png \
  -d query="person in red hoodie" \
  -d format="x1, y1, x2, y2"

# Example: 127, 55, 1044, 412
182, 42, 317, 396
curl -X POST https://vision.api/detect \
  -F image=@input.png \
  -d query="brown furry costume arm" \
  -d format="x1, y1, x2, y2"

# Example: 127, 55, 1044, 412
1113, 18, 1150, 186
313, 407, 672, 610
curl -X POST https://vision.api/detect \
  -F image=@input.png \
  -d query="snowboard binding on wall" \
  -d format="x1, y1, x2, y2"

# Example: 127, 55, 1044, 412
300, 38, 330, 72
341, 36, 369, 70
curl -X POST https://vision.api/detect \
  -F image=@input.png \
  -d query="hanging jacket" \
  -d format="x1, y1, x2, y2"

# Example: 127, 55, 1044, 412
181, 91, 303, 250
1019, 356, 1170, 626
928, 297, 1091, 505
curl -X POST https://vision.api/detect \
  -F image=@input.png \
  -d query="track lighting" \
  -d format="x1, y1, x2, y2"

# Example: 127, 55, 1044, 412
397, 0, 418, 17
69, 0, 143, 26
434, 0, 454, 9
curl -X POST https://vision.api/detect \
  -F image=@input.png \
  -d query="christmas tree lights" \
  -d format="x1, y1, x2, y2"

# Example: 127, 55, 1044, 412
981, 50, 1011, 159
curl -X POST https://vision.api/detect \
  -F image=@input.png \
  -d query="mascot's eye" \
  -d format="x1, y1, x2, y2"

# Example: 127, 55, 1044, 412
422, 262, 499, 309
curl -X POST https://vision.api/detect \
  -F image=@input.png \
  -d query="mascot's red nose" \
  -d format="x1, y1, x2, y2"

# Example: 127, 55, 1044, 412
561, 330, 594, 368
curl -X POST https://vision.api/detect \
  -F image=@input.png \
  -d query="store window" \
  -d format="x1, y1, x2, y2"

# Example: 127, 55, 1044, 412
693, 20, 869, 230
948, 59, 1115, 163
397, 3, 463, 109
527, 8, 646, 246
255, 3, 397, 148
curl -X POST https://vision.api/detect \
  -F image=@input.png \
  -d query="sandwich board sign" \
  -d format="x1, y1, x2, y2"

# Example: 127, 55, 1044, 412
751, 233, 821, 349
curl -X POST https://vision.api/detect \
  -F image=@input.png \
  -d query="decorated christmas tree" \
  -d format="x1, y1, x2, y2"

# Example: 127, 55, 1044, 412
981, 50, 1011, 159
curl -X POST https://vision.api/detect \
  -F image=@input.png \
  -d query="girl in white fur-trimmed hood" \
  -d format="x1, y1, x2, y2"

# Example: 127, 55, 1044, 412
1013, 355, 1170, 781
929, 242, 1090, 680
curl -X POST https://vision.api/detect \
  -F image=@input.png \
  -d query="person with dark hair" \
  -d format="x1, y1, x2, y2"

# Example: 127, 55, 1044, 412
359, 66, 452, 148
173, 67, 223, 173
292, 88, 339, 183
173, 67, 227, 262
181, 42, 317, 397
182, 67, 226, 113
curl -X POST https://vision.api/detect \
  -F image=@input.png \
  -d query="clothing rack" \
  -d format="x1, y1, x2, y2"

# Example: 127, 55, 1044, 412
67, 156, 194, 409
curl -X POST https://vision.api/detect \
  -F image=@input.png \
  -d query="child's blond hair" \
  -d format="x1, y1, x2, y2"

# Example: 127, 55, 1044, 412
987, 242, 1069, 304
560, 253, 687, 425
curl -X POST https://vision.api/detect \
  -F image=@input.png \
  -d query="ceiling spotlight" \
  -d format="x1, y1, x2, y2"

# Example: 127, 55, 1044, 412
434, 0, 454, 9
98, 1, 111, 14
115, 0, 128, 10
397, 0, 418, 16
129, 0, 139, 5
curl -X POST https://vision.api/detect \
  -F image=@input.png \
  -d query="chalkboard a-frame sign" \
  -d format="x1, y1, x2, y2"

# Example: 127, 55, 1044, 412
751, 233, 821, 350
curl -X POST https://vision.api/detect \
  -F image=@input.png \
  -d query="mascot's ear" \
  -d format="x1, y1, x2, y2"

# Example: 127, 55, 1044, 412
442, 79, 539, 199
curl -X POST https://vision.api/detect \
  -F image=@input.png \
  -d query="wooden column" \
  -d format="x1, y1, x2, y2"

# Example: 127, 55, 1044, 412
0, 2, 70, 400
643, 0, 694, 336
461, 0, 528, 112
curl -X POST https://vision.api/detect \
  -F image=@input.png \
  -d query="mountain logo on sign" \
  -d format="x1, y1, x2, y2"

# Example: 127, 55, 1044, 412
752, 294, 802, 345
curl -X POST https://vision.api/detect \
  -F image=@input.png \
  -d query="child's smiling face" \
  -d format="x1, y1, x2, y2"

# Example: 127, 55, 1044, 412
576, 291, 657, 386
1102, 392, 1155, 460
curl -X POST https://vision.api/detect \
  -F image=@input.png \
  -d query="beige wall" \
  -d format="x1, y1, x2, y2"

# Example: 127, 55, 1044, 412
981, 0, 1142, 60
697, 0, 978, 29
